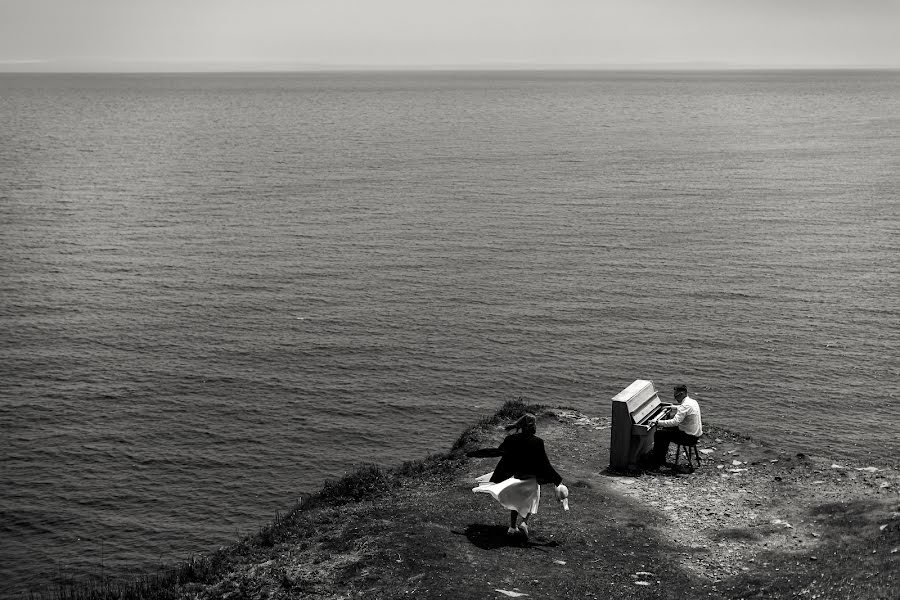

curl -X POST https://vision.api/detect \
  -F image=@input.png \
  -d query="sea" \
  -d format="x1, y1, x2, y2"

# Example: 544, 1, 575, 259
1, 70, 898, 596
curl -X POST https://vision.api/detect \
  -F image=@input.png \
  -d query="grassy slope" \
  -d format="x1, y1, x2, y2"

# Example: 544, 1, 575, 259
47, 401, 899, 600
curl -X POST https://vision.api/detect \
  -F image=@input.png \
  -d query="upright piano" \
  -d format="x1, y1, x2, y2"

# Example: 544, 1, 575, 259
609, 379, 672, 471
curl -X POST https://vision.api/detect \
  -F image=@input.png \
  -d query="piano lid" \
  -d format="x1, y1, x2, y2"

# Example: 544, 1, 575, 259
611, 379, 663, 423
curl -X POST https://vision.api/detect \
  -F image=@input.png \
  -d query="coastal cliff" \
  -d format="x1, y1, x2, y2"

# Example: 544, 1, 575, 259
53, 402, 899, 599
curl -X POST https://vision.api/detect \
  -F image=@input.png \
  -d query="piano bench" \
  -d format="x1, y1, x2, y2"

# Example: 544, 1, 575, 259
674, 440, 702, 470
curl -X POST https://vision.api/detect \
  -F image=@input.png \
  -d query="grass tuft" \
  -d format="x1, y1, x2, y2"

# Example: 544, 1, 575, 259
315, 463, 396, 505
34, 553, 223, 600
491, 397, 536, 422
450, 397, 541, 453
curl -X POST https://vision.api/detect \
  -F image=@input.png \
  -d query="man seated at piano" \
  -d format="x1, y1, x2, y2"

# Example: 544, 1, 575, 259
645, 383, 703, 470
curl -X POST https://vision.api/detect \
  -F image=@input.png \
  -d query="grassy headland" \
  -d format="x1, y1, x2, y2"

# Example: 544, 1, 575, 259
39, 399, 899, 599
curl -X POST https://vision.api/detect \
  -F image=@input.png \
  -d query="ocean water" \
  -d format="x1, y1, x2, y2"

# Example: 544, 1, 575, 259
1, 70, 898, 595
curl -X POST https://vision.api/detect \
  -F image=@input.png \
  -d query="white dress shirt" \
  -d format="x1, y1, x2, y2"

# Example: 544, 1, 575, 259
657, 396, 703, 437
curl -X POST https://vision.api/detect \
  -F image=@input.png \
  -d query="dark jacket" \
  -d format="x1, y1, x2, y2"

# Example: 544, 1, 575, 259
468, 432, 562, 486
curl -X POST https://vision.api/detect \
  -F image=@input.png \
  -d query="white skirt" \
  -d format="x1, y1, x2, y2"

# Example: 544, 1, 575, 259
473, 472, 540, 516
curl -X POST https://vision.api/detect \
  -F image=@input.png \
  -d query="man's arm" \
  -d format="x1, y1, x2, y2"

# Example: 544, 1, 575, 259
657, 404, 688, 428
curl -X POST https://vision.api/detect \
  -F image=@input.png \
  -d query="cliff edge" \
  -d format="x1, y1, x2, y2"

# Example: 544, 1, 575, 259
57, 403, 900, 600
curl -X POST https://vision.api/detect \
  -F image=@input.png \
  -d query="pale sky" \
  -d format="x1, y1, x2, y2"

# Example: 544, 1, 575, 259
1, 0, 899, 71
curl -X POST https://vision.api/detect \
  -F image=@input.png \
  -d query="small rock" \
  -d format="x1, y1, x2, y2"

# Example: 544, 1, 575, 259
771, 519, 793, 529
554, 559, 567, 565
732, 460, 743, 466
880, 524, 888, 531
634, 581, 651, 586
855, 467, 879, 473
831, 463, 844, 469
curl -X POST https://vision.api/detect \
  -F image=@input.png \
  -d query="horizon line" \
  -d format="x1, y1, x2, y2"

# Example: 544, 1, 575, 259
3, 64, 900, 75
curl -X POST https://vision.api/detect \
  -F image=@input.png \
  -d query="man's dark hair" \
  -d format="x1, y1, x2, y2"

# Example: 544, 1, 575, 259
674, 384, 688, 395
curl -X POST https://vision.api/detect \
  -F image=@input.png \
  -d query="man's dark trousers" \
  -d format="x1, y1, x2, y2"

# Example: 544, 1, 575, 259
648, 427, 699, 467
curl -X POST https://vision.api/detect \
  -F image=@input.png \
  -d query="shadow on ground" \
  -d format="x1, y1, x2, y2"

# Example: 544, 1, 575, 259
461, 523, 561, 550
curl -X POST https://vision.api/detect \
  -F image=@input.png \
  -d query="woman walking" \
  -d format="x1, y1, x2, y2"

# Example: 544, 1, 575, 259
468, 413, 568, 539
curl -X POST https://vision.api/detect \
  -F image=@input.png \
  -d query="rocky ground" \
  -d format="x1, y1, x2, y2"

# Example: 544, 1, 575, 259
552, 409, 899, 586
